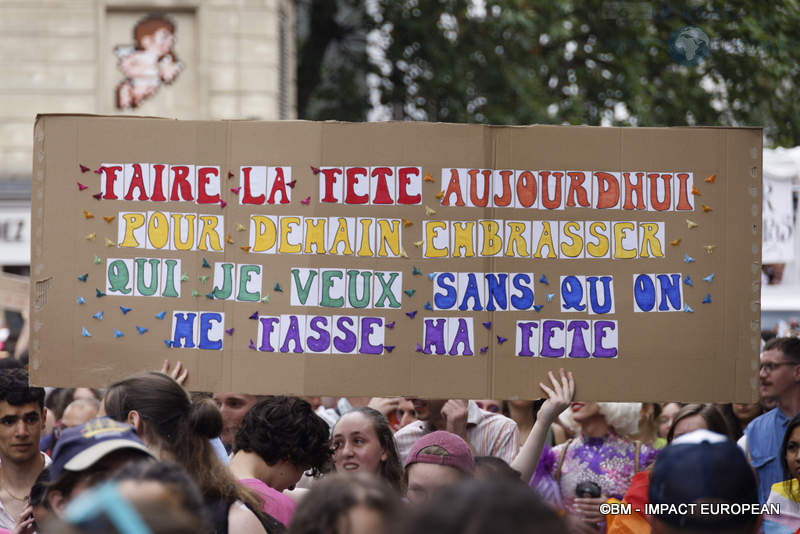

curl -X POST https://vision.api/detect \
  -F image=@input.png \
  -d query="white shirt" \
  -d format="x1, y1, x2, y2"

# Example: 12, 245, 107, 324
0, 452, 52, 530
394, 401, 520, 465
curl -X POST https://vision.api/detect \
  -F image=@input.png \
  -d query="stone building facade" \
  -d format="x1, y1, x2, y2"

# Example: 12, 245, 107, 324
0, 0, 296, 266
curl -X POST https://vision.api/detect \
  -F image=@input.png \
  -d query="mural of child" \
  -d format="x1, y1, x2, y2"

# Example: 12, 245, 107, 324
115, 14, 183, 109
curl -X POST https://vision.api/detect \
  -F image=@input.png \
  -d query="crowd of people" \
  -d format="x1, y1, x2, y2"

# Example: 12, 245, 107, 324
0, 335, 795, 533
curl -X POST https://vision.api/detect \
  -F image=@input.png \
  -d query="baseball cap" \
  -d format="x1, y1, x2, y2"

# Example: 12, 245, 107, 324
404, 430, 475, 475
648, 429, 758, 530
50, 417, 155, 479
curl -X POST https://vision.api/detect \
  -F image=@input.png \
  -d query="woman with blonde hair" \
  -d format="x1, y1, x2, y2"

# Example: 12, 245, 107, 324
531, 402, 656, 534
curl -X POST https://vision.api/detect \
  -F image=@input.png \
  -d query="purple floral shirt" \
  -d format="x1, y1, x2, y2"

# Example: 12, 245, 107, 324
531, 432, 657, 513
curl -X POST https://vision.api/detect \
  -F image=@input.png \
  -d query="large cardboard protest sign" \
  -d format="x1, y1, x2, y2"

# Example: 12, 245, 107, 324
30, 116, 762, 401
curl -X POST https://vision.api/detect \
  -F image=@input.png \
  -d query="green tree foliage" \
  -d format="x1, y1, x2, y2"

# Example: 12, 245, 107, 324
297, 1, 800, 146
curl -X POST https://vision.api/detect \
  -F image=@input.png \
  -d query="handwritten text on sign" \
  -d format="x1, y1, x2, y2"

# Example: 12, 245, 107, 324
100, 161, 697, 358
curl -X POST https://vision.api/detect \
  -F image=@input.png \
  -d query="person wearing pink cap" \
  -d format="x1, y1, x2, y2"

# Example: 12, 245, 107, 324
396, 398, 519, 465
403, 430, 474, 505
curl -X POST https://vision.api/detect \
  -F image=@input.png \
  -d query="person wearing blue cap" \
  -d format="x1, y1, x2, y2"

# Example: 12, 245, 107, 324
648, 429, 761, 534
44, 416, 156, 516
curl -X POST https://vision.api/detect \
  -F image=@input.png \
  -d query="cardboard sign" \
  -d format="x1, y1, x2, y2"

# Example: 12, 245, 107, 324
30, 116, 762, 401
0, 273, 29, 314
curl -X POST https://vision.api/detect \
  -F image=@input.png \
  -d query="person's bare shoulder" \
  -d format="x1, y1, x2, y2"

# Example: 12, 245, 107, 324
227, 502, 267, 534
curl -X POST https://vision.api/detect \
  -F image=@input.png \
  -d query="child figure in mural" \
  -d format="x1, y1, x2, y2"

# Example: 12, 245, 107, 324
115, 14, 183, 109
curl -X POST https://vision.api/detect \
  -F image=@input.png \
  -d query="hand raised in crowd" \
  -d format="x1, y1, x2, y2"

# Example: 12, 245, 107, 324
510, 368, 576, 483
160, 359, 188, 386
367, 397, 401, 419
441, 399, 469, 438
538, 368, 575, 424
542, 368, 605, 532
541, 368, 601, 531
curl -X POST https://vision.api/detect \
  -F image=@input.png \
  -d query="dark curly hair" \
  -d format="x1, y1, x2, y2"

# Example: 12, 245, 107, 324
234, 396, 331, 476
0, 368, 45, 411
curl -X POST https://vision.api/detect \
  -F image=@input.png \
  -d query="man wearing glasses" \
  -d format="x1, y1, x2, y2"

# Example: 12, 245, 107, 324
0, 368, 50, 530
741, 337, 800, 503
